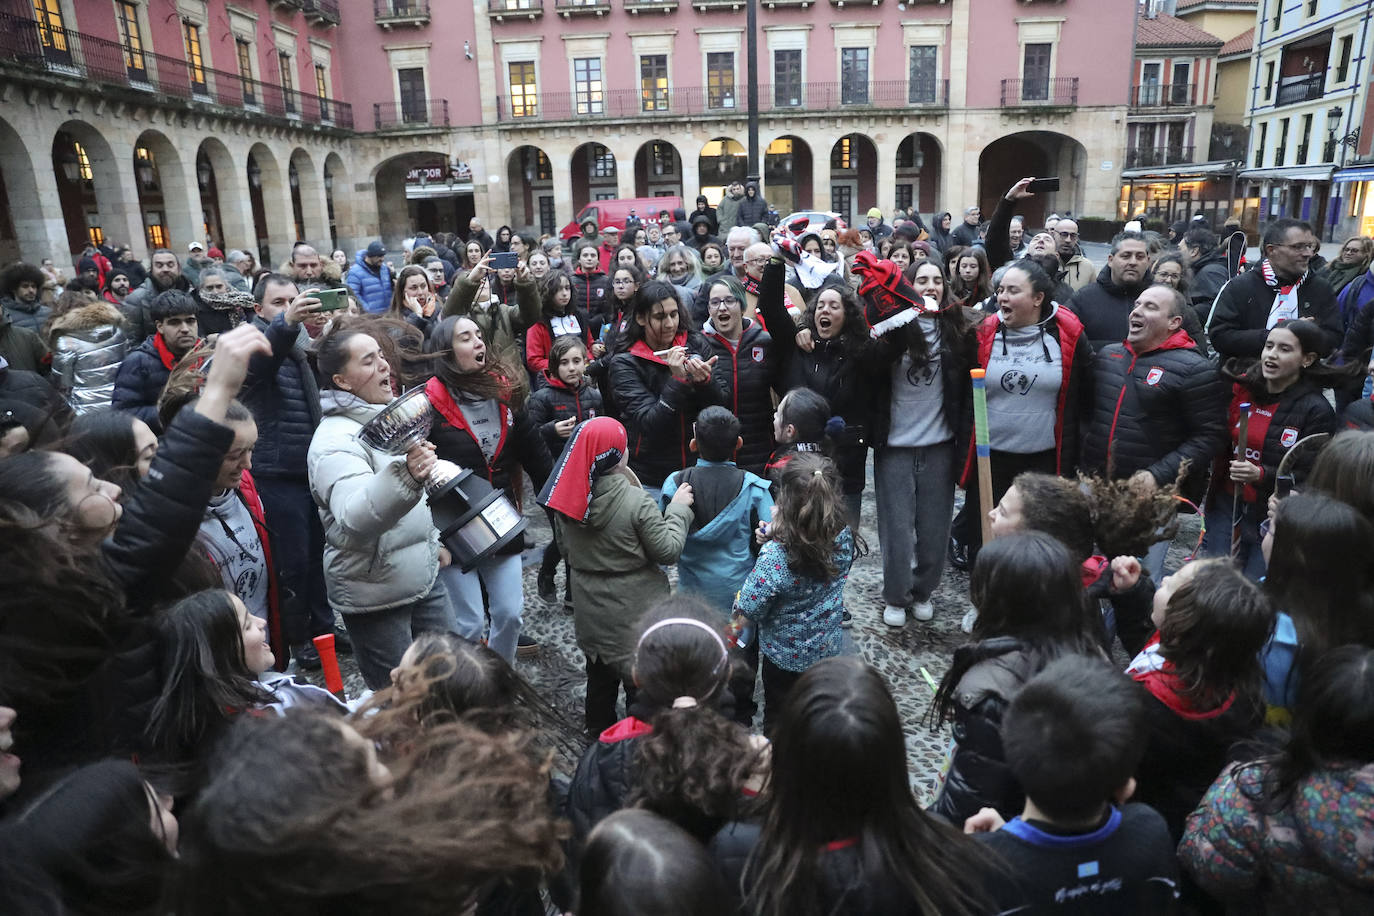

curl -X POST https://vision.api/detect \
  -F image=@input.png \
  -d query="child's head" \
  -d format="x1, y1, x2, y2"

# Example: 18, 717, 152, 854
549, 334, 588, 387
1306, 430, 1374, 524
989, 474, 1094, 562
579, 809, 727, 916
1002, 657, 1146, 824
1282, 646, 1374, 786
690, 406, 741, 462
772, 387, 833, 446
1151, 559, 1275, 707
541, 272, 572, 314
771, 453, 854, 580
631, 598, 732, 709
969, 532, 1093, 645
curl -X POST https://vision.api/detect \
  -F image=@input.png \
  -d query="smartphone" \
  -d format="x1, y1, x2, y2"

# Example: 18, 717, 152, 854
490, 251, 518, 270
1276, 473, 1296, 499
312, 288, 347, 312
1026, 177, 1061, 194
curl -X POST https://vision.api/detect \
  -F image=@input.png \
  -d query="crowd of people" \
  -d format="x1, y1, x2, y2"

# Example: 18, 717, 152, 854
1, 174, 1373, 914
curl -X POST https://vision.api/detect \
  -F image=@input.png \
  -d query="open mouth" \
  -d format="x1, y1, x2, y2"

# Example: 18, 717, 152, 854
1262, 360, 1279, 373
1128, 317, 1145, 334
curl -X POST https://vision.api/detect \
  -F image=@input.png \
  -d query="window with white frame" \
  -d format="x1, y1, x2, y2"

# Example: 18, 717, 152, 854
574, 57, 604, 115
707, 52, 735, 109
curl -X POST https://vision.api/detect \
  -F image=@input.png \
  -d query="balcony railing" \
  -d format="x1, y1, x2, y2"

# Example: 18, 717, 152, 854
1001, 77, 1078, 106
1275, 73, 1324, 106
374, 0, 431, 26
1125, 146, 1196, 169
374, 99, 449, 130
0, 12, 351, 128
1131, 83, 1196, 107
497, 79, 948, 121
555, 0, 612, 15
302, 0, 341, 25
624, 0, 678, 11
489, 0, 544, 18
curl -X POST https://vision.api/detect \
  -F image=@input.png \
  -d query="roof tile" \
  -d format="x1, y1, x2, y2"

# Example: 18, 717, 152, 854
1137, 11, 1225, 49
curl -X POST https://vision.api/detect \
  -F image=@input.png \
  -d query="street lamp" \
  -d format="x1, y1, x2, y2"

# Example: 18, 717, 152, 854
1327, 105, 1361, 164
247, 157, 262, 189
197, 159, 212, 189
55, 144, 81, 183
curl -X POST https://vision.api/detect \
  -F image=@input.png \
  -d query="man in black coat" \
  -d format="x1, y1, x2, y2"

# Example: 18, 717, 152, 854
1082, 285, 1228, 579
111, 290, 201, 433
951, 205, 981, 248
1180, 226, 1231, 318
0, 355, 71, 448
1209, 218, 1342, 359
1068, 232, 1208, 354
241, 273, 330, 669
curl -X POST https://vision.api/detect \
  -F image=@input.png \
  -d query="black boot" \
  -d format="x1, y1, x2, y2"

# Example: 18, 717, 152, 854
537, 548, 558, 603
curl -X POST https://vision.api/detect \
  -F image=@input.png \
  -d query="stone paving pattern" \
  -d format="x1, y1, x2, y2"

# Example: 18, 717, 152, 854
307, 445, 1201, 806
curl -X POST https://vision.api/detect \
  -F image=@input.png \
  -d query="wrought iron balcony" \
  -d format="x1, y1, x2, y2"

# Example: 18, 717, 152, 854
1275, 73, 1324, 107
488, 0, 544, 19
1131, 83, 1196, 107
1000, 76, 1078, 107
374, 0, 430, 27
1124, 146, 1196, 169
0, 12, 351, 128
623, 0, 678, 12
496, 79, 948, 122
302, 0, 341, 26
374, 99, 449, 131
555, 0, 611, 16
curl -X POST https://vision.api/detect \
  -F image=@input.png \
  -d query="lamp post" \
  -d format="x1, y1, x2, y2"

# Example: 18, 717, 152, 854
745, 0, 759, 187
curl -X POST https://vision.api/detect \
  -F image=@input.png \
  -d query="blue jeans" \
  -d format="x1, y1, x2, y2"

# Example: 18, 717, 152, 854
440, 551, 525, 663
341, 579, 455, 690
1202, 496, 1268, 581
252, 476, 333, 645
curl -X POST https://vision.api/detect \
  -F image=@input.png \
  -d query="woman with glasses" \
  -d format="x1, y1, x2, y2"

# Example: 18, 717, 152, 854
700, 276, 781, 476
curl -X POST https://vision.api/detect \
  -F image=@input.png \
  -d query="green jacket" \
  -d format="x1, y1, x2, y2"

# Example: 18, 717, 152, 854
443, 271, 541, 356
0, 312, 50, 375
554, 472, 692, 670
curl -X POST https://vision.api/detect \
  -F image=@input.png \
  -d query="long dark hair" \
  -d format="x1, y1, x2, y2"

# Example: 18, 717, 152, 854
1000, 257, 1058, 321
620, 280, 695, 350
743, 657, 992, 916
951, 247, 993, 304
173, 710, 566, 915
425, 315, 529, 408
387, 265, 434, 321
145, 590, 273, 761
63, 410, 145, 496
1223, 318, 1364, 393
1240, 646, 1374, 813
0, 760, 174, 915
539, 271, 573, 318
1266, 493, 1374, 675
1155, 559, 1274, 710
1306, 429, 1374, 524
801, 280, 868, 356
775, 387, 842, 450
931, 532, 1104, 726
899, 259, 972, 374
626, 599, 762, 842
768, 453, 866, 580
580, 810, 727, 916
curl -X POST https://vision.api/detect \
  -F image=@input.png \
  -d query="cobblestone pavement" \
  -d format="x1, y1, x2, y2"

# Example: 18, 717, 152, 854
307, 455, 1201, 806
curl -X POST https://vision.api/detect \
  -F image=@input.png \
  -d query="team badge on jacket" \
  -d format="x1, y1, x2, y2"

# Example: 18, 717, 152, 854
751, 346, 765, 363
1280, 426, 1299, 448
1145, 367, 1164, 386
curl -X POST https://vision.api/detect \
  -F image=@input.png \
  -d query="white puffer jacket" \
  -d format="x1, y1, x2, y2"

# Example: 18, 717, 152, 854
49, 301, 129, 414
307, 389, 440, 614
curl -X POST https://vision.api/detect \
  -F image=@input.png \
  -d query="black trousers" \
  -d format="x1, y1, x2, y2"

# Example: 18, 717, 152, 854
951, 448, 1058, 563
729, 640, 760, 728
761, 655, 804, 737
585, 654, 638, 737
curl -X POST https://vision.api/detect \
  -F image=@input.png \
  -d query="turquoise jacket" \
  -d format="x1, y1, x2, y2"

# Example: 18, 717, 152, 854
661, 460, 773, 615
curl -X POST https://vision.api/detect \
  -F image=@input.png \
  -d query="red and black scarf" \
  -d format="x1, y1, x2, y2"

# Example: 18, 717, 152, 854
537, 416, 628, 522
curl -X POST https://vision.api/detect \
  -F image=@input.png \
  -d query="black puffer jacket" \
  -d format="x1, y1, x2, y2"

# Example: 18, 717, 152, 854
1213, 378, 1337, 506
1067, 266, 1209, 355
570, 267, 614, 331
1188, 245, 1232, 314
566, 716, 647, 854
1081, 329, 1228, 496
702, 317, 776, 476
607, 332, 727, 487
240, 314, 321, 481
110, 336, 172, 432
425, 384, 552, 554
735, 183, 768, 228
525, 373, 604, 460
756, 261, 879, 495
0, 359, 72, 446
1210, 265, 1343, 359
928, 638, 1044, 826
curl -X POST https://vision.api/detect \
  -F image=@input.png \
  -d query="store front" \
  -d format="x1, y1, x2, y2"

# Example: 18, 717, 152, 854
1332, 164, 1374, 240
1119, 160, 1241, 233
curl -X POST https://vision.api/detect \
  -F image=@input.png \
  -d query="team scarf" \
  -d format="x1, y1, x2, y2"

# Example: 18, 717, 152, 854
1126, 633, 1236, 720
741, 272, 761, 296
1260, 258, 1307, 329
538, 416, 628, 522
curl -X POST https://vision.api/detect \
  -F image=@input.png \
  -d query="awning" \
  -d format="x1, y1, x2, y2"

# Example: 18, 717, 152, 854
405, 183, 475, 200
1120, 160, 1239, 180
1334, 165, 1374, 183
1238, 165, 1335, 181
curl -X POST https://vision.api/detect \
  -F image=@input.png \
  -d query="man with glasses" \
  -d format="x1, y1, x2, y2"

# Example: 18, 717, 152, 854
1053, 218, 1096, 293
1210, 218, 1342, 360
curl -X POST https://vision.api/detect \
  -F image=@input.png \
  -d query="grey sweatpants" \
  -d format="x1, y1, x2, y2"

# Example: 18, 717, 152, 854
874, 441, 957, 608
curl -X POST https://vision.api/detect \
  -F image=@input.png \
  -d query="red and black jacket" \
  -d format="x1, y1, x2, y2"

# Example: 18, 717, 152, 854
701, 317, 777, 476
525, 306, 594, 380
526, 371, 605, 459
605, 331, 726, 487
1213, 378, 1337, 504
959, 306, 1092, 486
570, 268, 613, 330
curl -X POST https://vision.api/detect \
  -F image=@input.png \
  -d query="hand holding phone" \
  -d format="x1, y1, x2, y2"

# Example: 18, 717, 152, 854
1026, 177, 1061, 194
490, 251, 518, 270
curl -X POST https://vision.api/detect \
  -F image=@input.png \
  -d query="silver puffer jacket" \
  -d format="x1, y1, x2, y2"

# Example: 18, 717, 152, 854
49, 301, 130, 414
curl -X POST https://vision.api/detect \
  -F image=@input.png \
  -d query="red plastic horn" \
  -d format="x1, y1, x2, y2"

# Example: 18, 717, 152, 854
312, 633, 345, 698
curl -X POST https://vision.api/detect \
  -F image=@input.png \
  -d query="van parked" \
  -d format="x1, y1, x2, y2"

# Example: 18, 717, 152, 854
559, 197, 684, 241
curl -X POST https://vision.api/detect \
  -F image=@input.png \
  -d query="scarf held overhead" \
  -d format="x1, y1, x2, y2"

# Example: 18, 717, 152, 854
538, 415, 628, 522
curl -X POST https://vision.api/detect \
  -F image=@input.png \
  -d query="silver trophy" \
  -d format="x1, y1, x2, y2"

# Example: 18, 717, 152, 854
358, 389, 528, 572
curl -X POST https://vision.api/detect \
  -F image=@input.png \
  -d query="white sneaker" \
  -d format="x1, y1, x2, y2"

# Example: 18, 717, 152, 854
960, 608, 978, 634
882, 604, 907, 627
911, 600, 935, 622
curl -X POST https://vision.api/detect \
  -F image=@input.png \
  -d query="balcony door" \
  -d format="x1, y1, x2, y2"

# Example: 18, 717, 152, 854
1022, 43, 1051, 101
398, 68, 428, 123
1139, 62, 1161, 106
